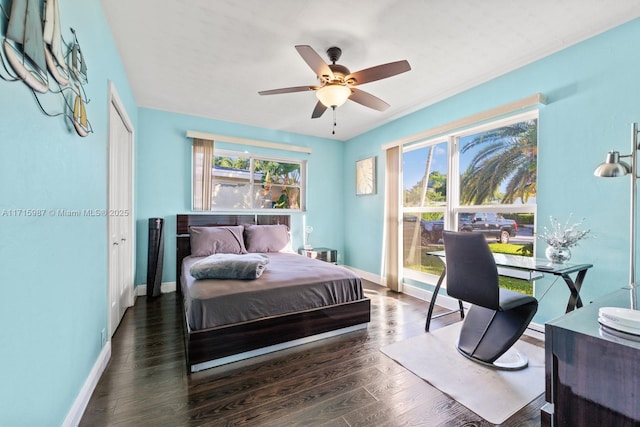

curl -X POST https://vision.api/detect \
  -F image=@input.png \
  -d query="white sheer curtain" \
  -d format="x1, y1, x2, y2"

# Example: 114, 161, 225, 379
383, 145, 401, 291
192, 138, 213, 210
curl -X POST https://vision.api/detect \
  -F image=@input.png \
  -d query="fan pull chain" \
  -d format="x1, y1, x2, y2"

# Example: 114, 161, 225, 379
332, 106, 337, 135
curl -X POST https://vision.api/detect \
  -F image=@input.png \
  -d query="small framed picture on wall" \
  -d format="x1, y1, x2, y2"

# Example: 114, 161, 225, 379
356, 156, 376, 195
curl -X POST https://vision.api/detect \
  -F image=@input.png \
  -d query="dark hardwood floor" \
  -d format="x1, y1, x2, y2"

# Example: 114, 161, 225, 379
80, 281, 544, 426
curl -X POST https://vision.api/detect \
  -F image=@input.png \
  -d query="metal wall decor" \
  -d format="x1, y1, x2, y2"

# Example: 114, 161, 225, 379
0, 0, 92, 137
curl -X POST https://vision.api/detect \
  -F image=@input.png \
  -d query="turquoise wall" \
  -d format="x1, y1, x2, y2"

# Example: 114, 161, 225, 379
343, 18, 640, 323
135, 109, 346, 286
2, 2, 639, 423
0, 0, 136, 424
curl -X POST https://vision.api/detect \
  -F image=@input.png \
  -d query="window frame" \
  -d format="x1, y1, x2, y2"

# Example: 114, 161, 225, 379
194, 148, 307, 212
402, 137, 449, 219
447, 110, 538, 232
401, 110, 539, 283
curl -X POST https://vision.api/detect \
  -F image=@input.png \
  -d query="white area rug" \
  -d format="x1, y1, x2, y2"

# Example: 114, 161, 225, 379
380, 322, 544, 425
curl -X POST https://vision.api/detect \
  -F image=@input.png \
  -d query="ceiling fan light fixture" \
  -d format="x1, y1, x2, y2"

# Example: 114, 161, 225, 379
258, 45, 410, 119
316, 84, 351, 108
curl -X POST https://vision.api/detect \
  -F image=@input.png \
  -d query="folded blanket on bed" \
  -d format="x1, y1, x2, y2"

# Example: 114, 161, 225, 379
189, 253, 270, 280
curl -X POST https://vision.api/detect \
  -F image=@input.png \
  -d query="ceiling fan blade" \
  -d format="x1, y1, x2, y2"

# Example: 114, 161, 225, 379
311, 101, 328, 118
258, 85, 317, 95
345, 60, 411, 86
349, 88, 390, 111
295, 45, 334, 80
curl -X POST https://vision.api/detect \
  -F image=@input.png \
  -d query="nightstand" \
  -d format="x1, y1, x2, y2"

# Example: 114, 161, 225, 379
298, 247, 338, 264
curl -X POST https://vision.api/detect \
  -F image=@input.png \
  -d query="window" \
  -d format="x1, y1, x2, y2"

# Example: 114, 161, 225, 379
195, 148, 306, 211
402, 139, 448, 276
402, 112, 538, 292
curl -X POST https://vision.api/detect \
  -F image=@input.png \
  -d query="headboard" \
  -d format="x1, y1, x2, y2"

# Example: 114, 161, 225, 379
175, 214, 290, 293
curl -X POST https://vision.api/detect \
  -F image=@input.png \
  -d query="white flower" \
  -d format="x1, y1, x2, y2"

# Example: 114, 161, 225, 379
537, 215, 590, 248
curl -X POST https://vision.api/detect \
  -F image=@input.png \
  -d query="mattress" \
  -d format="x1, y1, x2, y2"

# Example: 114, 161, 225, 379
181, 252, 364, 330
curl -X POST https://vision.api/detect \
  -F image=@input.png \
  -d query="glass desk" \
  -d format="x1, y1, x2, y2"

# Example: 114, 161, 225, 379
424, 251, 593, 331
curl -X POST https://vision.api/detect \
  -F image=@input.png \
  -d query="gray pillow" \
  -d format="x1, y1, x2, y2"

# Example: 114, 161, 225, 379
244, 224, 290, 253
190, 226, 247, 256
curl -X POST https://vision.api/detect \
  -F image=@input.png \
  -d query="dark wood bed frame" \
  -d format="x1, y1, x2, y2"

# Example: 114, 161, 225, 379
176, 214, 371, 372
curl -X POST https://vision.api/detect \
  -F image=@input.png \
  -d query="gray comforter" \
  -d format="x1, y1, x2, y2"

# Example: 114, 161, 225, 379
181, 252, 364, 330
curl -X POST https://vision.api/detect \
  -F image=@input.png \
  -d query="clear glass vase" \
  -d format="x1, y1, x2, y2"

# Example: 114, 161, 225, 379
545, 245, 571, 263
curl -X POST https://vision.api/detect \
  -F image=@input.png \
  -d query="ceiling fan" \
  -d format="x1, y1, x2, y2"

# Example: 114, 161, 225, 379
258, 45, 411, 119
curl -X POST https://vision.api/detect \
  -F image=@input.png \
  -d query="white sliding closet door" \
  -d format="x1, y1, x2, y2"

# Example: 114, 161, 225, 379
107, 83, 134, 337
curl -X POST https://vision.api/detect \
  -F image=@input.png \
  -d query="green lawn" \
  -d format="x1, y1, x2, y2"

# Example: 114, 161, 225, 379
405, 242, 534, 296
489, 243, 534, 295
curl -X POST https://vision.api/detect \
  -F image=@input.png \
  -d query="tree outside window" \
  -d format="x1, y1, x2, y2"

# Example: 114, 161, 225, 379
208, 151, 305, 210
402, 114, 538, 295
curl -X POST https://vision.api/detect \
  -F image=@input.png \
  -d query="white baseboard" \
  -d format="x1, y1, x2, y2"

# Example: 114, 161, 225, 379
403, 282, 466, 311
63, 342, 111, 427
525, 322, 545, 339
343, 266, 382, 285
137, 281, 176, 296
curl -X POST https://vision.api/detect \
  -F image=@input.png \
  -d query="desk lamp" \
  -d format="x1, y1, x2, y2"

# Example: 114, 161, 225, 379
594, 122, 639, 310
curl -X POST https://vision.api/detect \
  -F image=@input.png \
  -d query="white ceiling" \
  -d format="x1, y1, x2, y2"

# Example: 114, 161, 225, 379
100, 0, 640, 141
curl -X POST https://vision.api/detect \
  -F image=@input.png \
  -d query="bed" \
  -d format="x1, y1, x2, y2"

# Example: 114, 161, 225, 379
176, 214, 371, 372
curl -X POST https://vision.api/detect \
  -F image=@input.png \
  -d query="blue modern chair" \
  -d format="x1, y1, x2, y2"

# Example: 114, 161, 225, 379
442, 231, 538, 370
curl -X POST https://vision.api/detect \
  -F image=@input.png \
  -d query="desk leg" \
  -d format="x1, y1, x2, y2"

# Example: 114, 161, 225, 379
425, 264, 464, 332
563, 268, 588, 312
425, 270, 445, 332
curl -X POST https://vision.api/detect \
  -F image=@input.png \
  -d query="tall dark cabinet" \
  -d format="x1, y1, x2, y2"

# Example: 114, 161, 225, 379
542, 286, 640, 426
146, 217, 164, 299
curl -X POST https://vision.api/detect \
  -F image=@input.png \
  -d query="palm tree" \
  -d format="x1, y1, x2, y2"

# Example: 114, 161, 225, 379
254, 160, 301, 209
215, 156, 249, 170
460, 120, 537, 205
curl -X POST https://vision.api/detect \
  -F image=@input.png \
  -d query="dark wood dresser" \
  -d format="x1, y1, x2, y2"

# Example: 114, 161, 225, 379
542, 286, 640, 426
